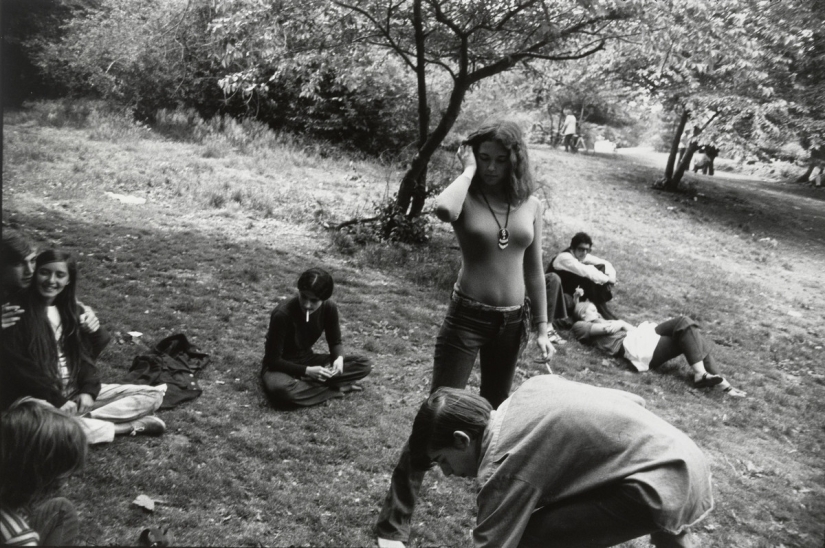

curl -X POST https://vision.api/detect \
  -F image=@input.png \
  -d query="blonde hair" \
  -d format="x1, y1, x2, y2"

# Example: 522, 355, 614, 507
0, 398, 86, 510
573, 302, 597, 321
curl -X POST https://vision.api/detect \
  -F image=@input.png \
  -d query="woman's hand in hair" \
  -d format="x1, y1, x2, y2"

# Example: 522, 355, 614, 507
75, 393, 95, 415
456, 144, 477, 173
79, 306, 100, 333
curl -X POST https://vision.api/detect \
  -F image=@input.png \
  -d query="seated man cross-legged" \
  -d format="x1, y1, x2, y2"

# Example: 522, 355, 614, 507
261, 268, 371, 407
546, 232, 617, 320
405, 376, 715, 548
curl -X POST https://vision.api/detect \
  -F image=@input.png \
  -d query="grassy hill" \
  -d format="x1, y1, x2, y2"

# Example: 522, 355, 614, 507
3, 102, 824, 547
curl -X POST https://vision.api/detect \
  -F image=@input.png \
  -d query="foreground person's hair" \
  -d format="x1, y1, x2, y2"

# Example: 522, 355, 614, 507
409, 387, 492, 470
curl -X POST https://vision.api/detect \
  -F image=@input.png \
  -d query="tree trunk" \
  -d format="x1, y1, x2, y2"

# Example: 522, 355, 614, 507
665, 109, 690, 182
397, 33, 471, 218
794, 164, 815, 183
396, 79, 470, 216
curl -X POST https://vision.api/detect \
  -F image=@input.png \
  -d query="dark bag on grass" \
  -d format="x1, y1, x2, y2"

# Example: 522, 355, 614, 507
124, 333, 210, 409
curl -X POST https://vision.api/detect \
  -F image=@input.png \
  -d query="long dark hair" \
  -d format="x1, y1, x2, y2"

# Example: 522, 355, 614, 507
14, 250, 91, 392
0, 398, 86, 510
463, 120, 534, 205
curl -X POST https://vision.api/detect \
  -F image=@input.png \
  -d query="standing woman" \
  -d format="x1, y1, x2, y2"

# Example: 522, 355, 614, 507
0, 250, 167, 443
376, 120, 554, 546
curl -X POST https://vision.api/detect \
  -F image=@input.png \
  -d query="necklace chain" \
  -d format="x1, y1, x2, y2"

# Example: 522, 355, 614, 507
478, 188, 511, 250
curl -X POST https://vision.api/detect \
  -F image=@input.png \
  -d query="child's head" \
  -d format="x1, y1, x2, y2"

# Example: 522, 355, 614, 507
409, 387, 492, 476
0, 398, 86, 510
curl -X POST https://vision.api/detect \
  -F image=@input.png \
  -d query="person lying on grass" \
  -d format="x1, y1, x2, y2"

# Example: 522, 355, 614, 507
570, 287, 746, 397
260, 267, 372, 407
1, 231, 37, 330
1, 397, 87, 546
406, 376, 714, 548
0, 249, 168, 443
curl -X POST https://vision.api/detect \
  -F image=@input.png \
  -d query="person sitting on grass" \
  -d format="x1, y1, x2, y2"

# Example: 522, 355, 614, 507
1, 397, 87, 546
546, 232, 618, 320
408, 376, 714, 548
1, 231, 37, 330
0, 249, 168, 443
570, 288, 746, 397
261, 267, 372, 407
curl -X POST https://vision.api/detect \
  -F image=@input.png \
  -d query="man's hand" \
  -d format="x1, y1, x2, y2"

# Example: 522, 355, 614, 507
330, 356, 344, 376
79, 306, 100, 333
305, 366, 333, 382
2, 303, 24, 329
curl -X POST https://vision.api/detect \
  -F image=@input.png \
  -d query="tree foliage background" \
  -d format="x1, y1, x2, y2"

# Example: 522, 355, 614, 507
7, 0, 823, 208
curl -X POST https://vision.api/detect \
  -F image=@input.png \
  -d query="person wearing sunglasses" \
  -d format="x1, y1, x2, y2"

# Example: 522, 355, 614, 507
546, 232, 617, 320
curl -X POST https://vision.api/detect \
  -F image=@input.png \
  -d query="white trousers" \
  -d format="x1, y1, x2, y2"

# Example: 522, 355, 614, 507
78, 383, 166, 444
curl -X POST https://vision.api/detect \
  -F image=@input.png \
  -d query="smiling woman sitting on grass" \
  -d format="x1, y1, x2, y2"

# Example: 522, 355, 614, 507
570, 287, 746, 397
408, 376, 715, 548
0, 249, 168, 443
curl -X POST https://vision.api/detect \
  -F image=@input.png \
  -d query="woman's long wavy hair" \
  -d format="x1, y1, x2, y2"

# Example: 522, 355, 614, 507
463, 120, 534, 205
12, 250, 91, 393
0, 398, 86, 510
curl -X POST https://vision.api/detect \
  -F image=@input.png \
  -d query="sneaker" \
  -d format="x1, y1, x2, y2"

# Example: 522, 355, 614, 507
694, 373, 724, 389
547, 330, 566, 345
377, 538, 406, 548
129, 416, 166, 436
723, 387, 747, 398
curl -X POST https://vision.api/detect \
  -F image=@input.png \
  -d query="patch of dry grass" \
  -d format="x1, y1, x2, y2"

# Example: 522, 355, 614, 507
2, 101, 823, 547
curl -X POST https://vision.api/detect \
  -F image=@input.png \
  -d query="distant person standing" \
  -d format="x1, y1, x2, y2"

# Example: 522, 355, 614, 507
561, 108, 577, 153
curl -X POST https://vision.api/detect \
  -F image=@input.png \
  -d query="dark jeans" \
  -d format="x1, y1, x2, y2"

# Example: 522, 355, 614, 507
518, 481, 693, 548
29, 497, 79, 546
650, 317, 716, 373
563, 134, 577, 152
376, 297, 525, 541
545, 273, 568, 324
261, 354, 372, 407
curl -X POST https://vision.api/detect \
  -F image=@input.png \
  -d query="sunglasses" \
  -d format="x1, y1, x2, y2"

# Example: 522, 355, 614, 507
576, 246, 591, 253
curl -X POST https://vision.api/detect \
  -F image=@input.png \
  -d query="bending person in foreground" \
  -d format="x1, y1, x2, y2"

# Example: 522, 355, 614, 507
1, 397, 87, 546
376, 120, 556, 547
410, 376, 714, 548
570, 288, 746, 397
260, 267, 371, 407
0, 249, 167, 443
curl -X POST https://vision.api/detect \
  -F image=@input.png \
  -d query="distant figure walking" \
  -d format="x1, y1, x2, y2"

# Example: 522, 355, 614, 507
261, 268, 372, 407
561, 108, 578, 153
376, 120, 555, 547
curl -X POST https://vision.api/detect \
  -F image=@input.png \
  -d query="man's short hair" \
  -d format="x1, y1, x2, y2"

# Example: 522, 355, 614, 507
1, 232, 34, 266
570, 232, 593, 250
408, 387, 491, 470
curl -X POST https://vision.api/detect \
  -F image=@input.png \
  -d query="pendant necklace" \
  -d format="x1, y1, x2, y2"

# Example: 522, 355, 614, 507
479, 188, 511, 250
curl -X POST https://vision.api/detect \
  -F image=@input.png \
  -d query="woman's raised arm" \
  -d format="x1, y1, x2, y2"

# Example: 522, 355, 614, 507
434, 145, 476, 222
